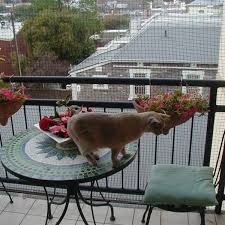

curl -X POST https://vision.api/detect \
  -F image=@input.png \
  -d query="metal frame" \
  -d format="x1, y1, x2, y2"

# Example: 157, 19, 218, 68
142, 129, 225, 225
0, 76, 225, 210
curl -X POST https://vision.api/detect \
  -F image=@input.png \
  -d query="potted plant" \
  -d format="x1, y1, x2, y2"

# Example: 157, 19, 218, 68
133, 90, 208, 134
0, 49, 31, 126
0, 79, 30, 126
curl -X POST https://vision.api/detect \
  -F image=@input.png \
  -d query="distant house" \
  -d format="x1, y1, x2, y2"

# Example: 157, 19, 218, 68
187, 0, 223, 15
0, 21, 27, 76
69, 14, 221, 101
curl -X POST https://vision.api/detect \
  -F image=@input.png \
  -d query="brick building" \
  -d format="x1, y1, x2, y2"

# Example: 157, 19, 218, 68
0, 21, 27, 76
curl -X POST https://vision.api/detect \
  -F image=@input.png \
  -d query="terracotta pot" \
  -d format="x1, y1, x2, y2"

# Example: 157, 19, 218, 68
0, 101, 23, 126
133, 100, 195, 134
133, 100, 146, 113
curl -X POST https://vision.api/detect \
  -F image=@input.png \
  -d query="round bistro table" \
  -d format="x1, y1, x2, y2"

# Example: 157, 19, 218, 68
0, 129, 138, 225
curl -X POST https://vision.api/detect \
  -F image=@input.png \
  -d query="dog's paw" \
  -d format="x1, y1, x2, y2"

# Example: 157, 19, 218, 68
112, 160, 121, 168
122, 153, 131, 159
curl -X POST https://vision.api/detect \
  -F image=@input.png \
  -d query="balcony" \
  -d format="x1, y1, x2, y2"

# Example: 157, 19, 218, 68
0, 76, 225, 225
0, 194, 222, 225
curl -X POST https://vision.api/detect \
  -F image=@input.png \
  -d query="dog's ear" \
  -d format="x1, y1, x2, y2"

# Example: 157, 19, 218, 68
159, 113, 170, 120
148, 117, 163, 130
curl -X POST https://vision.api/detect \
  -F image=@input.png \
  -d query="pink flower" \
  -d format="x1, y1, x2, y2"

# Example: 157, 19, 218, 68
19, 85, 27, 91
78, 106, 83, 113
87, 107, 93, 112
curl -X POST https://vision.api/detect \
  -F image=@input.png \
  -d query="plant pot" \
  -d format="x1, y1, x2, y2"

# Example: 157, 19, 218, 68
162, 113, 195, 134
0, 101, 23, 126
133, 100, 195, 134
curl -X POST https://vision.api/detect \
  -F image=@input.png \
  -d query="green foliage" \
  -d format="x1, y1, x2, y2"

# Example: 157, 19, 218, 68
13, 5, 33, 21
31, 0, 59, 12
11, 51, 29, 75
78, 0, 97, 11
0, 80, 9, 89
22, 9, 103, 63
0, 5, 7, 13
103, 15, 130, 30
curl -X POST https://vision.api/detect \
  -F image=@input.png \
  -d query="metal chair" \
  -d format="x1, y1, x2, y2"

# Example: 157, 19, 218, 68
142, 130, 225, 225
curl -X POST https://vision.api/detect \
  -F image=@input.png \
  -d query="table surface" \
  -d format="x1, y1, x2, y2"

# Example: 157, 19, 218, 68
0, 130, 138, 186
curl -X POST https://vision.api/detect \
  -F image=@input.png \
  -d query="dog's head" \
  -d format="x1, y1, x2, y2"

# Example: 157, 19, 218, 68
146, 112, 170, 135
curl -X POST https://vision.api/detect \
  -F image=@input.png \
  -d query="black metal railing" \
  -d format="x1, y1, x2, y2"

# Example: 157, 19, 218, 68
0, 76, 224, 208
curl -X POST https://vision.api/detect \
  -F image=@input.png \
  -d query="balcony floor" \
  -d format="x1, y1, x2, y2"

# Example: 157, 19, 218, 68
0, 194, 223, 225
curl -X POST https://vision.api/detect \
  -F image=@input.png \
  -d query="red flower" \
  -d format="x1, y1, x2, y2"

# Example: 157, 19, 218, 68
39, 106, 94, 138
39, 116, 61, 131
61, 116, 70, 124
49, 125, 69, 138
66, 107, 73, 117
78, 106, 84, 113
87, 107, 93, 112
39, 117, 51, 131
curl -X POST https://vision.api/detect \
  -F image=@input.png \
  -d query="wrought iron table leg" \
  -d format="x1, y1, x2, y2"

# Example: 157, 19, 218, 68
77, 181, 115, 221
90, 181, 97, 225
1, 181, 13, 203
96, 181, 115, 221
74, 185, 89, 225
55, 188, 71, 225
43, 186, 53, 225
43, 186, 73, 225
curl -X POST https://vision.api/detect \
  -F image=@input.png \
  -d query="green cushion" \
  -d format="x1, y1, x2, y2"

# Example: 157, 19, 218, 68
144, 164, 217, 207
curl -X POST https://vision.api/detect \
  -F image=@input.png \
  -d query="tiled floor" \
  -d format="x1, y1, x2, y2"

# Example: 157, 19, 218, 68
0, 194, 224, 225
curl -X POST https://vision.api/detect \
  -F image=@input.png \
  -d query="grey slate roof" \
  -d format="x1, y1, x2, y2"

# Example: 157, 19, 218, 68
70, 14, 221, 73
189, 0, 223, 6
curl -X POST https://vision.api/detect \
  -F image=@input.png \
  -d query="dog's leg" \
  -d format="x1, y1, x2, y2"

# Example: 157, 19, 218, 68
121, 147, 127, 157
111, 148, 120, 168
91, 152, 100, 160
85, 153, 97, 165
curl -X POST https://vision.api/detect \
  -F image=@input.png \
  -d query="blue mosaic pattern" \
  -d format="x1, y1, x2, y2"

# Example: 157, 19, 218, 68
0, 130, 138, 183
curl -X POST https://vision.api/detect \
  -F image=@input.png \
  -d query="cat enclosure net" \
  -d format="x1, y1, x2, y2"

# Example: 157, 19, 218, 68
0, 0, 224, 206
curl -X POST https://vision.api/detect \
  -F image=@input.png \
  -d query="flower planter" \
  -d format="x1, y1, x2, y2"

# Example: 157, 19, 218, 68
133, 100, 195, 134
0, 101, 23, 126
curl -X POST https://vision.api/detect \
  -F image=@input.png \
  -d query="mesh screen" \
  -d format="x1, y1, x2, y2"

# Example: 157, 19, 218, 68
0, 0, 224, 207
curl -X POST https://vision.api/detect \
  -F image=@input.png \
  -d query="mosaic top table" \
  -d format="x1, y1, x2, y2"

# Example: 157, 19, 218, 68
0, 129, 138, 225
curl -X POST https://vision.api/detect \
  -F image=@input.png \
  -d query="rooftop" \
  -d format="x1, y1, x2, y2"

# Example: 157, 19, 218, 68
70, 14, 221, 73
188, 0, 223, 6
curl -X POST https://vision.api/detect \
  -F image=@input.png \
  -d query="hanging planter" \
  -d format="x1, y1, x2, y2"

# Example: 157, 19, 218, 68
133, 90, 209, 134
0, 80, 30, 126
0, 101, 23, 126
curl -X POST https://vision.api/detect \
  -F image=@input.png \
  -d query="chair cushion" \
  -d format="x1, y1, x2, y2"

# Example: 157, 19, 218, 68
144, 164, 217, 207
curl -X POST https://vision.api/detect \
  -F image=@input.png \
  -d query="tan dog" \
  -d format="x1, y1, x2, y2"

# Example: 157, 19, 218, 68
67, 112, 169, 168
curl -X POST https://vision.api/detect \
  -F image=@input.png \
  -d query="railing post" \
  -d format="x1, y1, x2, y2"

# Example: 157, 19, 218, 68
215, 140, 225, 214
203, 87, 217, 166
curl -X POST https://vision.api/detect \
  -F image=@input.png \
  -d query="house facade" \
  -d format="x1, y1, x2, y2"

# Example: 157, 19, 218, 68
69, 14, 221, 102
0, 21, 27, 76
187, 0, 223, 15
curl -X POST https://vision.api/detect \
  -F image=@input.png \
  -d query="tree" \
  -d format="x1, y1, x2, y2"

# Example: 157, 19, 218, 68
103, 15, 130, 30
24, 52, 69, 77
13, 5, 33, 21
31, 0, 60, 12
22, 8, 103, 63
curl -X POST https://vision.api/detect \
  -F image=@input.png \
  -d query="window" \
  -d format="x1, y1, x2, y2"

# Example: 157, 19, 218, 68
93, 75, 109, 90
182, 70, 204, 94
129, 69, 151, 100
95, 66, 102, 72
134, 73, 147, 95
